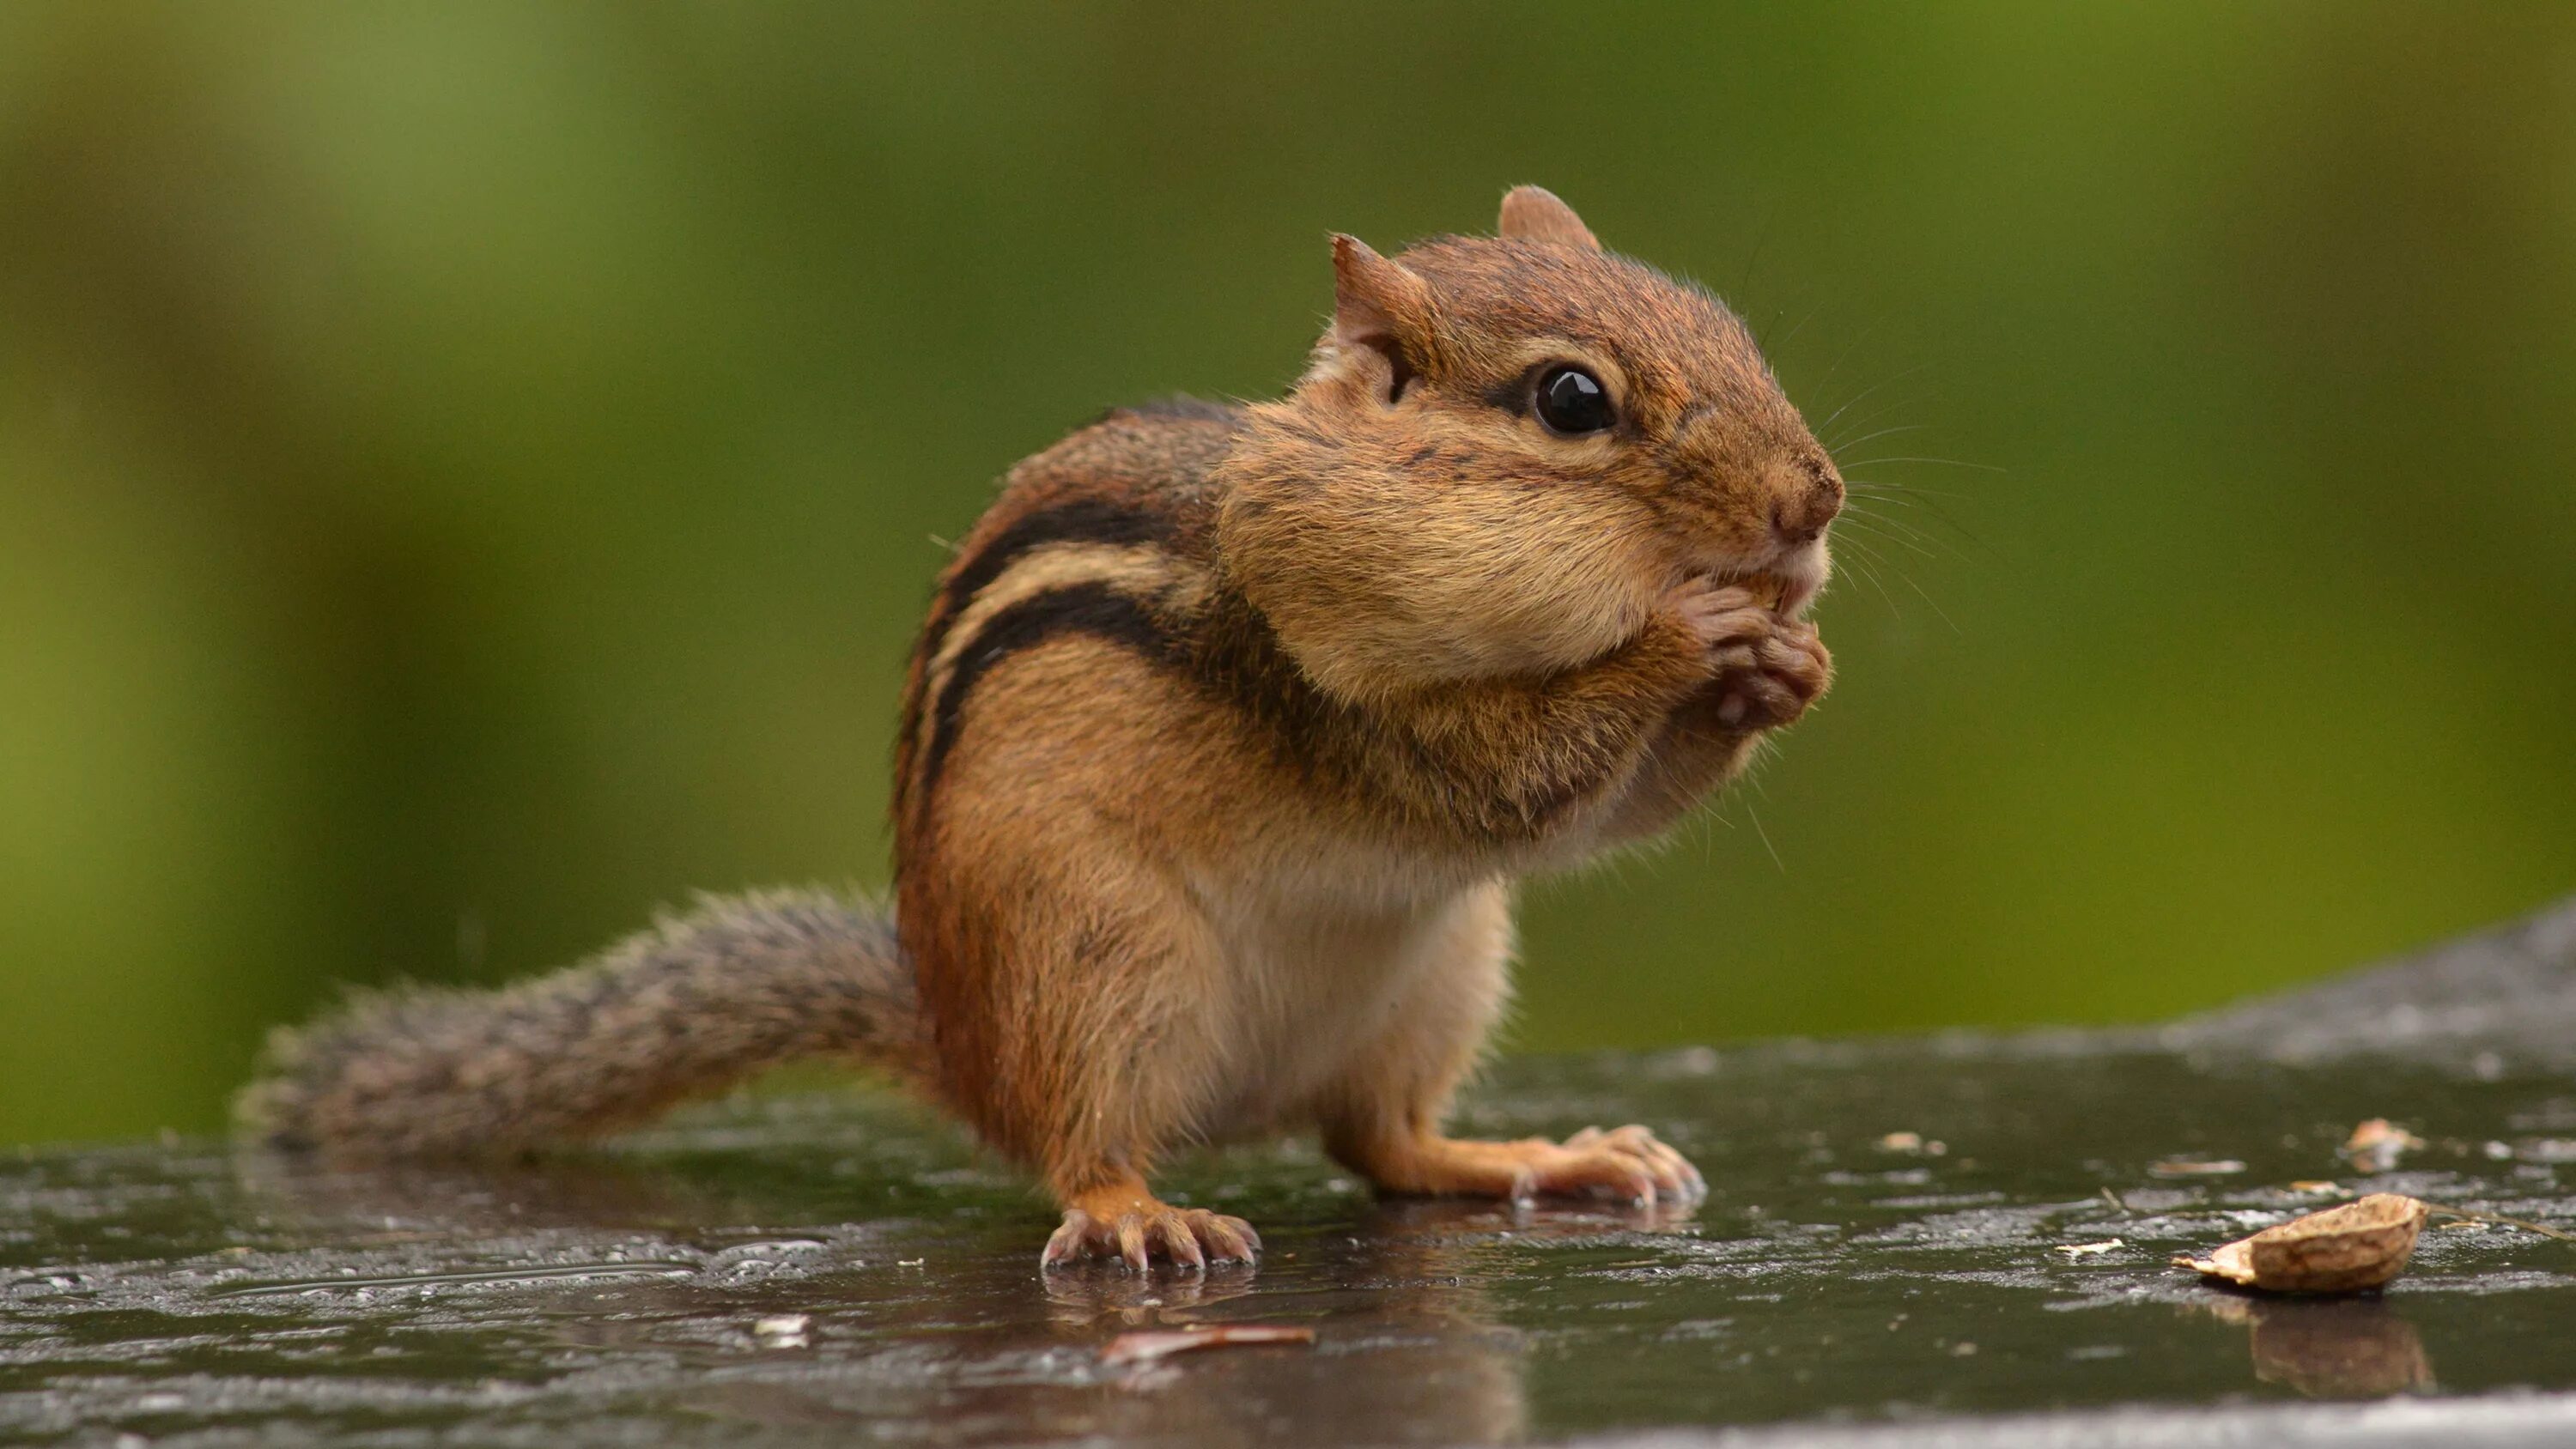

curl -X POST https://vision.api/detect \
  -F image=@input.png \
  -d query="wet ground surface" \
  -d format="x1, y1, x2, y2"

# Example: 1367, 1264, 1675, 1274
7, 900, 2575, 1446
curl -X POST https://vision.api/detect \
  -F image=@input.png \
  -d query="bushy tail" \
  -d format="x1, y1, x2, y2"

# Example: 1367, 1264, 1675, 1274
237, 888, 921, 1158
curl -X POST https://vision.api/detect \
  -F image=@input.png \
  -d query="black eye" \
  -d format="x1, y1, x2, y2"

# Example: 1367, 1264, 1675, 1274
1534, 364, 1614, 435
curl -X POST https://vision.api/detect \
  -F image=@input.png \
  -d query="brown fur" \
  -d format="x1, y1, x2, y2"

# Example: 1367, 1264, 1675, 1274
241, 890, 920, 1155
240, 187, 1841, 1272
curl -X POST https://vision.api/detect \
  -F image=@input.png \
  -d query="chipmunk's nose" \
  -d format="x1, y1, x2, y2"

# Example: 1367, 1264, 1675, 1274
1769, 458, 1844, 547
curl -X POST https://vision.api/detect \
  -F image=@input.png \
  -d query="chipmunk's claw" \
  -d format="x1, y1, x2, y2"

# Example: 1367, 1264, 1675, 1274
1042, 1204, 1261, 1273
1554, 1124, 1707, 1205
1370, 1125, 1708, 1211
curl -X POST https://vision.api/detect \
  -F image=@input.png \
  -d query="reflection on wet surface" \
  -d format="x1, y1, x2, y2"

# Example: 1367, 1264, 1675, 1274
4, 1039, 2574, 1445
2201, 1294, 2435, 1399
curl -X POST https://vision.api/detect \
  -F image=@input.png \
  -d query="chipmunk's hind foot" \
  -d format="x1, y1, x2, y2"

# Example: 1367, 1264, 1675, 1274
1042, 1189, 1261, 1273
1540, 1125, 1708, 1205
1371, 1125, 1708, 1209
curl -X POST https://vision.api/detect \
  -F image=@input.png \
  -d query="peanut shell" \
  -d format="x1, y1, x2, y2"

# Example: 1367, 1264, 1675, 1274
2174, 1192, 2427, 1294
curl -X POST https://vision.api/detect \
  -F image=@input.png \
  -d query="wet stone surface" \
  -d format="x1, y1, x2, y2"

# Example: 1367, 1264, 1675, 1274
6, 900, 2576, 1446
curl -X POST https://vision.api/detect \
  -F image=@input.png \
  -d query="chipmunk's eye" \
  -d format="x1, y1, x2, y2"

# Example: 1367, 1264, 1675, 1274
1534, 364, 1613, 436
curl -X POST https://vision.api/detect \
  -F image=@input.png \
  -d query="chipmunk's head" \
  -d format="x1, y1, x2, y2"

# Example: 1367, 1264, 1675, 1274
1218, 186, 1838, 705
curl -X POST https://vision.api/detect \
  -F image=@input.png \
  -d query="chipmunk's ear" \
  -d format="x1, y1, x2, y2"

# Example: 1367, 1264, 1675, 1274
1326, 234, 1436, 401
1498, 185, 1601, 252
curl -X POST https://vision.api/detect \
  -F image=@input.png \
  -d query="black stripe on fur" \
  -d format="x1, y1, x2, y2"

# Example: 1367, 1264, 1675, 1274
919, 581, 1185, 797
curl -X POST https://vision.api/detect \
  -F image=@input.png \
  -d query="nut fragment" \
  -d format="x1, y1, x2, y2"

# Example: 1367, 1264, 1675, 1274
1716, 573, 1789, 609
2174, 1193, 2428, 1294
2342, 1119, 2425, 1173
2150, 1157, 2245, 1179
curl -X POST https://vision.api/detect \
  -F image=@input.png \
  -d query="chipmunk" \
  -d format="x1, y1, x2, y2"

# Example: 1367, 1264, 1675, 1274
240, 186, 1840, 1272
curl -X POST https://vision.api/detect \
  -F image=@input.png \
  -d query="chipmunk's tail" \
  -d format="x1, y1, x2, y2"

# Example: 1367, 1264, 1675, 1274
237, 889, 923, 1158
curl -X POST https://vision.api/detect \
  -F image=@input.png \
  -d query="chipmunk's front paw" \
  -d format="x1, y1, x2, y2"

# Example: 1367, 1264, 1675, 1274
1042, 1196, 1261, 1274
1659, 579, 1831, 731
1712, 622, 1828, 731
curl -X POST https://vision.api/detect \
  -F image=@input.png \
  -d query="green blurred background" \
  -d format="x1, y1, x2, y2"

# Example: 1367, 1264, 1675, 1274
3, 3, 2571, 1147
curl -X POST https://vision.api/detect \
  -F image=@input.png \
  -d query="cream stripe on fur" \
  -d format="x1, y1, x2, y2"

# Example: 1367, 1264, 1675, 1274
922, 541, 1204, 712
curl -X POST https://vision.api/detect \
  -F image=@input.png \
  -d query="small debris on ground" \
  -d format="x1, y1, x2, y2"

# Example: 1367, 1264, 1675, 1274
2342, 1119, 2426, 1173
2426, 1207, 2576, 1242
2149, 1157, 2246, 1179
2173, 1192, 2428, 1294
1100, 1325, 1316, 1366
1878, 1131, 1947, 1155
2287, 1180, 2340, 1195
752, 1314, 810, 1348
2056, 1239, 2123, 1258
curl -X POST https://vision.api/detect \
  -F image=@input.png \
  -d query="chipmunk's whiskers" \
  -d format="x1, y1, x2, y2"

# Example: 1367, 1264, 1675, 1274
1837, 455, 2002, 473
1826, 421, 1929, 454
1822, 527, 1907, 621
1833, 514, 1961, 634
1844, 473, 1987, 552
1838, 502, 1966, 563
1815, 362, 1935, 442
